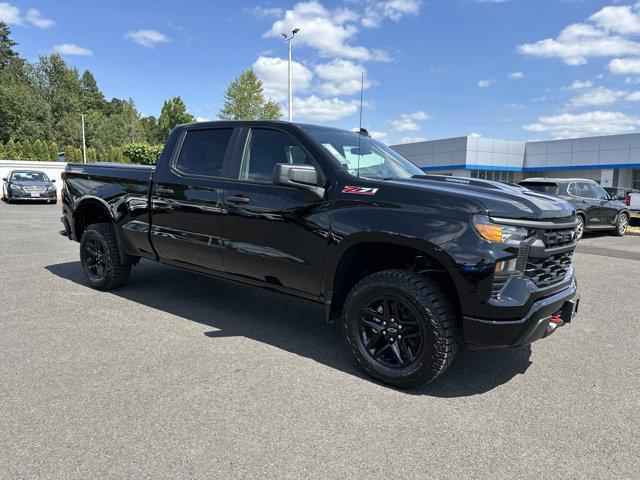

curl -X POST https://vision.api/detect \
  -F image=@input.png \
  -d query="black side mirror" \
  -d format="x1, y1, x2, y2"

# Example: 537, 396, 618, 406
272, 163, 324, 201
51, 179, 56, 183
2, 178, 6, 182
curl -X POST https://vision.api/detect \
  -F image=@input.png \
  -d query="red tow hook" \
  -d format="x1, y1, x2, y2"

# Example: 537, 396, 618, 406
550, 314, 563, 324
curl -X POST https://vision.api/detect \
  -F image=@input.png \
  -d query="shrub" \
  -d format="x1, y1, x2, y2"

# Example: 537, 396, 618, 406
122, 143, 162, 165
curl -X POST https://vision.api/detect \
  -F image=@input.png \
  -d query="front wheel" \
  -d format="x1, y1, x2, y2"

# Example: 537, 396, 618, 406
575, 215, 585, 241
342, 269, 460, 389
80, 223, 131, 290
614, 213, 629, 236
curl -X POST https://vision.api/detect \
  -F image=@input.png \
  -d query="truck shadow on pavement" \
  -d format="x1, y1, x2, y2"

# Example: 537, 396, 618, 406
46, 260, 532, 398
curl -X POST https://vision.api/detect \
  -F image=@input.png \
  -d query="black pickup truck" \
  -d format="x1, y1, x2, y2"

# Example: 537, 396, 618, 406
60, 120, 580, 388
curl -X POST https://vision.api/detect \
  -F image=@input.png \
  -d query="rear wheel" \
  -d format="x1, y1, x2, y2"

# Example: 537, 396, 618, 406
80, 223, 131, 290
614, 213, 629, 236
342, 269, 460, 389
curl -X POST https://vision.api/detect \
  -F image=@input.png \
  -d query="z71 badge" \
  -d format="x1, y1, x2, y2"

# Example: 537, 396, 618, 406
341, 186, 379, 195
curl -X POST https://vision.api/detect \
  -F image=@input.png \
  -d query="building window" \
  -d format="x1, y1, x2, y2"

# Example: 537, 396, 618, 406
471, 170, 514, 183
634, 169, 640, 190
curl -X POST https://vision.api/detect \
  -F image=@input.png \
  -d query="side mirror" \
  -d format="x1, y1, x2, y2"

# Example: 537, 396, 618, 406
272, 163, 324, 201
2, 178, 6, 182
51, 179, 56, 183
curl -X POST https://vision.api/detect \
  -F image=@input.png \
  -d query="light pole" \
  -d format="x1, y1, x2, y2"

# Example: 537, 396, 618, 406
282, 28, 300, 122
80, 114, 87, 163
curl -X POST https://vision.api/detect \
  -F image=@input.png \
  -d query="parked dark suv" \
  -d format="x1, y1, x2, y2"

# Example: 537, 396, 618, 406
519, 178, 630, 239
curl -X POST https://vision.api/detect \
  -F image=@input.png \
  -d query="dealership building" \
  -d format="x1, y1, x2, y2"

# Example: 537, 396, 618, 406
391, 132, 640, 190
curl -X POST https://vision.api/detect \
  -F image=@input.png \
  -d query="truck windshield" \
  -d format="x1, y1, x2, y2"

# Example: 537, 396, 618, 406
303, 127, 423, 180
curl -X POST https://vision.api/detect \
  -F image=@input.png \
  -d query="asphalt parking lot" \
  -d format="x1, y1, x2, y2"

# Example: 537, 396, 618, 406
1, 201, 639, 479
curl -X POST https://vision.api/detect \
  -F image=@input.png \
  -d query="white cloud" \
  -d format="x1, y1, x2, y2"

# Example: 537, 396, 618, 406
53, 43, 93, 56
505, 103, 525, 109
400, 136, 427, 143
293, 95, 358, 121
390, 111, 431, 131
195, 116, 211, 122
517, 18, 640, 66
247, 6, 284, 19
567, 86, 627, 108
253, 56, 313, 102
368, 130, 389, 142
589, 5, 640, 36
626, 91, 640, 101
469, 132, 482, 137
625, 77, 640, 84
362, 0, 422, 28
125, 29, 169, 48
523, 111, 640, 138
26, 8, 54, 28
315, 59, 370, 96
263, 1, 389, 61
478, 78, 496, 87
609, 57, 640, 75
508, 71, 524, 79
564, 80, 593, 90
0, 2, 21, 25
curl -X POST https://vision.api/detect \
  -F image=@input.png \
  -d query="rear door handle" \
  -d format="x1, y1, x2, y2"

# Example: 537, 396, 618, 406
155, 187, 174, 196
226, 195, 250, 204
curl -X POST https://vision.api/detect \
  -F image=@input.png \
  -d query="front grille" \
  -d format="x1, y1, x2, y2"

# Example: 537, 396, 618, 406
22, 186, 47, 193
542, 228, 575, 248
525, 250, 573, 288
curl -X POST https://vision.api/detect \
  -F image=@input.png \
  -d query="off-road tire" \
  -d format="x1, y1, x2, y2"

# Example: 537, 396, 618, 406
342, 269, 460, 388
80, 222, 131, 290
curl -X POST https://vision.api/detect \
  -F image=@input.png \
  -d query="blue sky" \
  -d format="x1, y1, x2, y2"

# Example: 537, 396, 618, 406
3, 0, 640, 144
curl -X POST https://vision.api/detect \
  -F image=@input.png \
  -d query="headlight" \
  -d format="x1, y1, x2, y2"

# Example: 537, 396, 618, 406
10, 184, 23, 192
473, 215, 529, 246
47, 185, 56, 192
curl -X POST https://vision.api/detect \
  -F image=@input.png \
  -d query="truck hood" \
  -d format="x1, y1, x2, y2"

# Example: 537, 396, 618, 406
390, 175, 575, 220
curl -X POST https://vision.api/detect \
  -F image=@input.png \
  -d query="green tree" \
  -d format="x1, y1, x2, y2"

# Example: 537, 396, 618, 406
139, 115, 162, 144
0, 142, 6, 158
48, 142, 59, 161
81, 70, 107, 113
13, 140, 23, 160
33, 139, 48, 160
0, 59, 53, 143
158, 97, 194, 142
21, 139, 35, 160
0, 21, 19, 69
218, 69, 282, 121
5, 139, 18, 159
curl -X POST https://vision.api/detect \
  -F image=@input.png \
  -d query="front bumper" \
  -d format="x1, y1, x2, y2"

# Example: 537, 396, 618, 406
463, 280, 579, 349
9, 190, 56, 200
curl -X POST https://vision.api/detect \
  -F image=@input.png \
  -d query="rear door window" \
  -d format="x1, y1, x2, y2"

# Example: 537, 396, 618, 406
175, 128, 234, 177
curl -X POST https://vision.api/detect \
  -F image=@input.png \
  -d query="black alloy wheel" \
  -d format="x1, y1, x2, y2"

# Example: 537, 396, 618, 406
83, 235, 107, 281
359, 296, 424, 369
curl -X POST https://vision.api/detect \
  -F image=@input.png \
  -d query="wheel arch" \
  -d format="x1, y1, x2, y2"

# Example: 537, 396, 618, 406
324, 233, 461, 321
72, 196, 115, 241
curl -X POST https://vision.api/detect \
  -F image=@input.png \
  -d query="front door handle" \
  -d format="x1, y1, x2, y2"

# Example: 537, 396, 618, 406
155, 187, 174, 196
226, 195, 250, 204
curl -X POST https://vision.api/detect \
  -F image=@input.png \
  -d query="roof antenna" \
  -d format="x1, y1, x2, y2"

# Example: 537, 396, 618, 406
357, 71, 364, 178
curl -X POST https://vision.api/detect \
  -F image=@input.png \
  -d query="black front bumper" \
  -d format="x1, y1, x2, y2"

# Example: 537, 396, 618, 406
463, 280, 579, 349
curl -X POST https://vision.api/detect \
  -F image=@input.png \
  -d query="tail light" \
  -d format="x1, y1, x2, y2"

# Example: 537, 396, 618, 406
60, 172, 67, 181
626, 195, 631, 206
